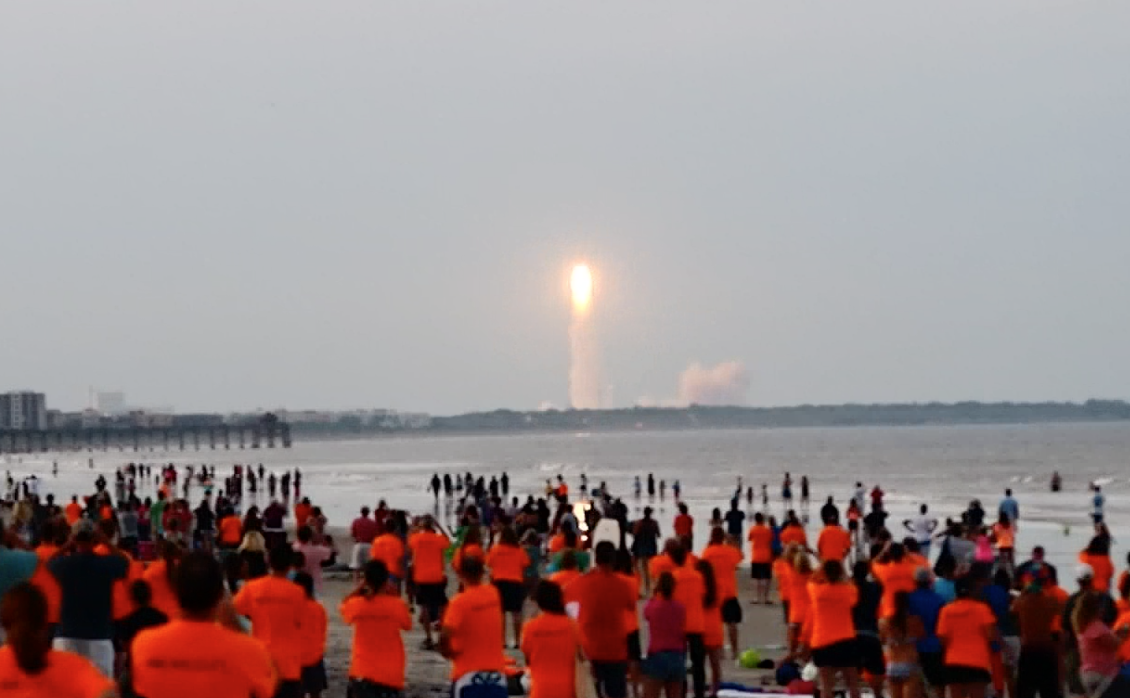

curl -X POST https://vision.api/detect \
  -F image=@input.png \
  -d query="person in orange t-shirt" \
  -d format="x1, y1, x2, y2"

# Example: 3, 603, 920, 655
0, 583, 116, 698
487, 527, 531, 649
521, 580, 583, 698
671, 545, 708, 698
673, 503, 695, 549
409, 517, 450, 648
551, 550, 583, 597
612, 548, 643, 688
294, 498, 313, 530
816, 519, 852, 563
292, 572, 328, 697
132, 552, 277, 698
565, 541, 637, 698
701, 527, 744, 659
992, 512, 1017, 567
801, 560, 861, 698
786, 553, 815, 657
871, 543, 920, 618
64, 497, 83, 526
218, 514, 243, 549
779, 514, 808, 549
451, 527, 485, 581
748, 513, 774, 604
774, 545, 799, 627
441, 556, 506, 681
142, 542, 183, 620
696, 558, 726, 697
937, 579, 998, 695
341, 559, 414, 692
1080, 537, 1115, 594
370, 530, 406, 583
648, 538, 698, 581
30, 520, 67, 630
233, 545, 308, 692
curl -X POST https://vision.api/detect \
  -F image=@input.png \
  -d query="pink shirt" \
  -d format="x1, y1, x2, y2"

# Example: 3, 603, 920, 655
1079, 621, 1121, 676
293, 541, 333, 593
644, 598, 686, 654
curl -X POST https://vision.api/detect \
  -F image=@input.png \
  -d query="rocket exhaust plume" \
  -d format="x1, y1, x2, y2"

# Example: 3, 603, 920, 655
569, 264, 600, 410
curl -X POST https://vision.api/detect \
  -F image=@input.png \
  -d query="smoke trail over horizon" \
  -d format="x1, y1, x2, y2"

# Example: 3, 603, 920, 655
637, 360, 750, 408
568, 312, 601, 409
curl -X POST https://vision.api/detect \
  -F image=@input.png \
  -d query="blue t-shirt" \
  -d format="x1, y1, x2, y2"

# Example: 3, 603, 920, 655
0, 547, 39, 600
999, 497, 1019, 522
933, 578, 956, 604
907, 588, 945, 654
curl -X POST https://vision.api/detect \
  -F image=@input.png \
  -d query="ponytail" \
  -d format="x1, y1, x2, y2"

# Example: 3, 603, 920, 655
1, 583, 51, 675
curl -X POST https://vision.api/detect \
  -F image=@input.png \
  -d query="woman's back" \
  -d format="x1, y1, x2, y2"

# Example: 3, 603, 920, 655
645, 597, 686, 654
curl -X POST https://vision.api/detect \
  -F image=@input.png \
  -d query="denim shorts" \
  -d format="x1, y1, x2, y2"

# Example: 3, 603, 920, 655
642, 651, 686, 683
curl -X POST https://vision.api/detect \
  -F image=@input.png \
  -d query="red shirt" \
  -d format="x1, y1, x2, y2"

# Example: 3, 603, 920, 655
351, 517, 378, 544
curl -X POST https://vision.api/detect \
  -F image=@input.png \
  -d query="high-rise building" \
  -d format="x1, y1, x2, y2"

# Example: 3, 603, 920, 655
94, 391, 128, 416
0, 392, 48, 430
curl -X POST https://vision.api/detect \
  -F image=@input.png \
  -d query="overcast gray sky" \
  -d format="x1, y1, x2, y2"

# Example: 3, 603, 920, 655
1, 2, 1127, 414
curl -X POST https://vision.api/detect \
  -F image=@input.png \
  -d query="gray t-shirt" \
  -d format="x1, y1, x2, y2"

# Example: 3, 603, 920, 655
119, 510, 139, 538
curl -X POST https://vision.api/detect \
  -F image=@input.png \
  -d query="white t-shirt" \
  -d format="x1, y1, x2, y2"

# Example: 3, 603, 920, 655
910, 515, 936, 543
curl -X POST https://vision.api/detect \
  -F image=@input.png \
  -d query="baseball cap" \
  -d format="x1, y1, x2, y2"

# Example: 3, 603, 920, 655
1076, 563, 1095, 581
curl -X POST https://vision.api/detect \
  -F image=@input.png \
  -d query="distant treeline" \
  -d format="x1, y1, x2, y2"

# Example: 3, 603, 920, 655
288, 400, 1130, 437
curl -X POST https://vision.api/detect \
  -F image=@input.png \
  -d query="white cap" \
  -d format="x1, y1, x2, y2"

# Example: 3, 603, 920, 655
1076, 563, 1095, 580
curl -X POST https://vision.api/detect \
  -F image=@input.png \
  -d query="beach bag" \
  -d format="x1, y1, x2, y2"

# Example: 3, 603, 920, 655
575, 660, 598, 698
453, 672, 508, 698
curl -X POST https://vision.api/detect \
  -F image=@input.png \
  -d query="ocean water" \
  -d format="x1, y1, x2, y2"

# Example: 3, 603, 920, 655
6, 421, 1129, 574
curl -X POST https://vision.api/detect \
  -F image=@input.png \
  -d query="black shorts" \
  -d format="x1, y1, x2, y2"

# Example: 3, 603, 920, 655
415, 581, 448, 618
945, 665, 991, 686
750, 563, 771, 580
273, 680, 303, 698
920, 651, 946, 687
627, 630, 642, 662
301, 660, 327, 694
813, 639, 858, 669
349, 679, 403, 698
856, 635, 886, 676
721, 597, 742, 624
494, 580, 525, 614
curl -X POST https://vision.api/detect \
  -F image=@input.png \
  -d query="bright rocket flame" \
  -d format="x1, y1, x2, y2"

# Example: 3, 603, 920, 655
571, 264, 593, 311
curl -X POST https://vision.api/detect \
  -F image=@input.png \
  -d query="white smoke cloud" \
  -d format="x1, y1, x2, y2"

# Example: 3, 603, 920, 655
637, 360, 750, 408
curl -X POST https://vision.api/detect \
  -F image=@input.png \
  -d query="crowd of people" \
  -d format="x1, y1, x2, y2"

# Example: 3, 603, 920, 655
0, 463, 1127, 698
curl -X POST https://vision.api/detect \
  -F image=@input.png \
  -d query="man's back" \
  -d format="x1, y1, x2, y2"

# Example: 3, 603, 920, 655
570, 569, 635, 662
49, 552, 127, 640
132, 619, 276, 698
233, 575, 306, 680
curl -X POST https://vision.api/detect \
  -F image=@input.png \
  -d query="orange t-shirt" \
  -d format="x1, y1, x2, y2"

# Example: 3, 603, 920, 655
219, 516, 243, 545
674, 514, 694, 538
64, 502, 82, 526
442, 583, 505, 679
340, 593, 413, 688
701, 543, 742, 602
487, 544, 530, 583
409, 531, 450, 584
780, 525, 807, 548
552, 569, 583, 597
806, 581, 858, 648
703, 601, 724, 649
233, 575, 308, 681
568, 570, 637, 662
872, 559, 919, 618
648, 553, 698, 580
99, 505, 114, 522
817, 526, 852, 562
521, 613, 582, 698
30, 545, 62, 625
618, 573, 640, 633
1080, 552, 1115, 594
1114, 611, 1130, 662
774, 559, 794, 602
937, 599, 996, 670
748, 525, 773, 564
131, 619, 277, 698
548, 534, 566, 554
1048, 585, 1070, 633
673, 566, 706, 634
452, 544, 485, 576
993, 523, 1015, 550
370, 534, 406, 578
0, 646, 114, 698
299, 599, 327, 667
294, 503, 312, 529
787, 571, 812, 625
143, 561, 181, 620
